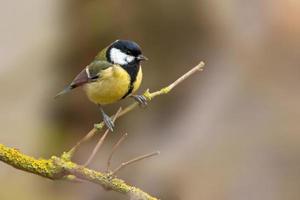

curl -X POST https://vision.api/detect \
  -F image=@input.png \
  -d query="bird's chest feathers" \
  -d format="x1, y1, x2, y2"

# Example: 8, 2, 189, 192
85, 65, 141, 105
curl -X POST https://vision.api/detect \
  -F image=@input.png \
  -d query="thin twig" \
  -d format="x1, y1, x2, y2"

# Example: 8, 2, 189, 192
83, 108, 122, 167
67, 129, 98, 157
106, 133, 128, 172
148, 61, 205, 98
111, 151, 160, 176
109, 62, 205, 120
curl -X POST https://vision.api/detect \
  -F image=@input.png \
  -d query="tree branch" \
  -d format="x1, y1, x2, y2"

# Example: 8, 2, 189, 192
111, 151, 160, 176
0, 61, 205, 200
0, 144, 157, 200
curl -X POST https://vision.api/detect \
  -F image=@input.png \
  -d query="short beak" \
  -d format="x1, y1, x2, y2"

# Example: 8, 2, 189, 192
137, 55, 148, 61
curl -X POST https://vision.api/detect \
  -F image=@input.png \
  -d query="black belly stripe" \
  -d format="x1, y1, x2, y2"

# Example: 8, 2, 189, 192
121, 63, 140, 99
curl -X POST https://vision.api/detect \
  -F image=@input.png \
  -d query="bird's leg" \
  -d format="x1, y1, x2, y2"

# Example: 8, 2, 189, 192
98, 105, 114, 132
131, 95, 148, 107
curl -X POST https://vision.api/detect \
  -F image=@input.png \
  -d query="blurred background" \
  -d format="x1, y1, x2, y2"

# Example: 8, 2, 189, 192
1, 0, 300, 199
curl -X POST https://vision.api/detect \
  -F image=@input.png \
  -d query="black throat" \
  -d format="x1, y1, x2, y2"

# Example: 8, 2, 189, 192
121, 62, 140, 99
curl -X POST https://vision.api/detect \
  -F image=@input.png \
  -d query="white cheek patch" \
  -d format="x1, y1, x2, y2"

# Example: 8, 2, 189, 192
126, 55, 134, 63
110, 48, 134, 65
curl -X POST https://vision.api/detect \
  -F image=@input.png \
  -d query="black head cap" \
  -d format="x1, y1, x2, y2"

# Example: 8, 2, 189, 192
111, 40, 142, 56
107, 40, 148, 64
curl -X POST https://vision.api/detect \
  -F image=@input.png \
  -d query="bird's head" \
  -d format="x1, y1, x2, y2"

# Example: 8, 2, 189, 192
107, 40, 148, 65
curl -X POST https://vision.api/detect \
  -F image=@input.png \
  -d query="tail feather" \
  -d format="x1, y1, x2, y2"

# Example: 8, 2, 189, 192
54, 85, 74, 99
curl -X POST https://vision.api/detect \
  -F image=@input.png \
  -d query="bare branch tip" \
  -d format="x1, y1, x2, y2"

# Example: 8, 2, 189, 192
196, 61, 205, 71
148, 151, 160, 157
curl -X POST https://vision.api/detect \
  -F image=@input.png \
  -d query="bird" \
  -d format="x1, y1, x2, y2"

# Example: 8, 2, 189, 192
55, 40, 148, 131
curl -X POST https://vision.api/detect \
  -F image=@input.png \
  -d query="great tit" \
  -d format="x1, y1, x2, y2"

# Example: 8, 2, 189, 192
56, 40, 148, 131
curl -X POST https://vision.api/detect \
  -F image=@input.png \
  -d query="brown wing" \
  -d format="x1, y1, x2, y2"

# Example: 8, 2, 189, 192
55, 67, 94, 98
70, 68, 91, 88
55, 61, 112, 98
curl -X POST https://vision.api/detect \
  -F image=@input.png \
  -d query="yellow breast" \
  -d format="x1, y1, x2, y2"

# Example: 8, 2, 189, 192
84, 66, 131, 105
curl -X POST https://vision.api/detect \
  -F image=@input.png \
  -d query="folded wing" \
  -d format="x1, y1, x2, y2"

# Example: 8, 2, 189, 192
55, 61, 113, 98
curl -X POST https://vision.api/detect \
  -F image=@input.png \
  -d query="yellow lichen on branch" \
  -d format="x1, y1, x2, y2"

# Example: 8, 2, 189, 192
0, 144, 61, 178
0, 144, 157, 200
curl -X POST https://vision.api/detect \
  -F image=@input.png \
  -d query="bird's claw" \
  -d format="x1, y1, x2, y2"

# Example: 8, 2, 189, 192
98, 105, 115, 132
103, 113, 114, 132
132, 95, 148, 108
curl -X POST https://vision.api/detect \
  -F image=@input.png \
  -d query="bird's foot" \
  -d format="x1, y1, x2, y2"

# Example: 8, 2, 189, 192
132, 95, 148, 108
103, 113, 114, 132
98, 105, 115, 132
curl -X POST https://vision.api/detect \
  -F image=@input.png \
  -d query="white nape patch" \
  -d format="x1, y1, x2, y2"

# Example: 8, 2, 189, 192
110, 47, 134, 65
